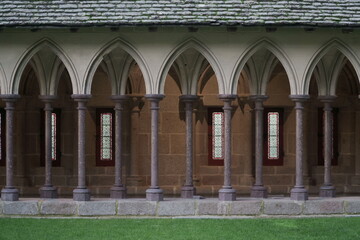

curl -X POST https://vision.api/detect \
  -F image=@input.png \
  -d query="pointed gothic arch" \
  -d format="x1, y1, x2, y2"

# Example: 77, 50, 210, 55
83, 37, 151, 95
230, 38, 298, 95
158, 38, 226, 95
11, 38, 79, 95
303, 38, 360, 96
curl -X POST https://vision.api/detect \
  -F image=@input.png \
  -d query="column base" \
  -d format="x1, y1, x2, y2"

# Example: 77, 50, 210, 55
73, 188, 91, 201
1, 188, 19, 201
290, 187, 308, 201
319, 185, 336, 198
250, 185, 268, 198
110, 186, 127, 199
181, 186, 196, 199
40, 186, 58, 199
218, 188, 236, 201
146, 188, 163, 201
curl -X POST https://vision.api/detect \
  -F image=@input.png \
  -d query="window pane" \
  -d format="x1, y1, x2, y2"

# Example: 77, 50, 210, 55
212, 112, 224, 159
268, 112, 279, 159
100, 113, 113, 161
51, 113, 56, 161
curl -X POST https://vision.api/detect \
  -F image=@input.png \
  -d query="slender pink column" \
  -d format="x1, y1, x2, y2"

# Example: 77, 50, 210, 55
218, 94, 237, 201
180, 95, 198, 199
319, 96, 336, 197
110, 95, 128, 199
72, 94, 91, 201
290, 95, 309, 201
1, 94, 20, 201
145, 94, 164, 201
39, 95, 58, 198
250, 95, 268, 198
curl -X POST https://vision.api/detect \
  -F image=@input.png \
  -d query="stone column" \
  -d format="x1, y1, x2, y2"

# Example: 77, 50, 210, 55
72, 94, 91, 201
218, 94, 237, 201
145, 94, 164, 201
289, 95, 309, 201
250, 95, 268, 198
110, 95, 128, 199
319, 96, 336, 197
0, 95, 20, 201
180, 95, 198, 198
39, 95, 58, 198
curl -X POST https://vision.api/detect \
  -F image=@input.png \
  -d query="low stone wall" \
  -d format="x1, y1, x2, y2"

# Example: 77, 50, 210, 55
1, 197, 360, 217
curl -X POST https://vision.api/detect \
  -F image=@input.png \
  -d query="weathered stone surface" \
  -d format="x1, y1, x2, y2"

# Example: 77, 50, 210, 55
3, 201, 39, 215
344, 200, 360, 214
158, 200, 195, 216
264, 200, 302, 215
230, 200, 262, 215
118, 200, 157, 216
0, 1, 359, 28
197, 200, 229, 215
41, 200, 77, 215
78, 201, 116, 216
303, 200, 344, 215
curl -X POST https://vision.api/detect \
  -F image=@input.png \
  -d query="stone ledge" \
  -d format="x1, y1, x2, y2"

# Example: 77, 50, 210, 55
0, 197, 359, 217
3, 201, 39, 215
78, 201, 116, 216
40, 200, 77, 216
303, 199, 344, 215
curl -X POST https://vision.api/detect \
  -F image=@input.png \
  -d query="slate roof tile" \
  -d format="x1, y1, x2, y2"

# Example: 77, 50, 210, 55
1, 0, 360, 27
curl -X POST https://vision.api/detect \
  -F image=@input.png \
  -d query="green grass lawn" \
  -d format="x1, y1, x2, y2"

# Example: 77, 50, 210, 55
0, 217, 359, 240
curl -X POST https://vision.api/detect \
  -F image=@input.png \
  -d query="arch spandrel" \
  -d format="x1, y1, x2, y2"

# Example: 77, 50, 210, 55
302, 38, 360, 96
0, 62, 9, 95
10, 38, 79, 95
83, 37, 152, 95
157, 38, 226, 95
230, 38, 298, 95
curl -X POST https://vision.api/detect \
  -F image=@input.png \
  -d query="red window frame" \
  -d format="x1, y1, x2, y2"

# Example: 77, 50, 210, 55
318, 108, 338, 166
40, 108, 61, 167
0, 109, 5, 166
208, 107, 224, 166
263, 108, 284, 166
96, 108, 115, 167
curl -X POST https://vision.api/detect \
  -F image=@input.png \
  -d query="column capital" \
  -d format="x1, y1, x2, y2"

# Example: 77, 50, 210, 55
289, 95, 310, 102
318, 95, 337, 103
249, 95, 268, 102
218, 94, 237, 101
110, 94, 129, 102
39, 95, 57, 102
179, 94, 199, 102
145, 94, 164, 102
0, 94, 20, 102
71, 94, 92, 102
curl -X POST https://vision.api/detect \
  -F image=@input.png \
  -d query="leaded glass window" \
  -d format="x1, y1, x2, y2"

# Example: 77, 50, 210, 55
208, 107, 224, 166
264, 108, 283, 166
51, 113, 57, 161
100, 112, 113, 161
268, 112, 279, 159
40, 108, 61, 167
96, 108, 115, 166
212, 112, 224, 159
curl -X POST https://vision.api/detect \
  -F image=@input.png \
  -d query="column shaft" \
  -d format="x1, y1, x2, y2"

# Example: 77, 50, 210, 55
1, 95, 20, 201
290, 95, 309, 201
250, 95, 268, 198
218, 94, 237, 201
39, 95, 57, 198
110, 95, 127, 199
319, 97, 336, 197
145, 94, 164, 201
180, 95, 198, 198
72, 94, 91, 201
